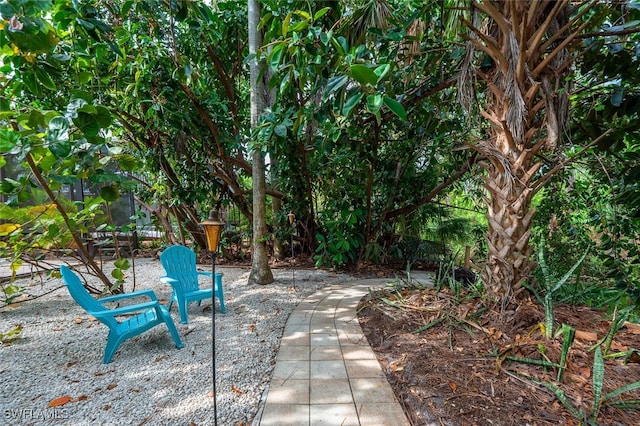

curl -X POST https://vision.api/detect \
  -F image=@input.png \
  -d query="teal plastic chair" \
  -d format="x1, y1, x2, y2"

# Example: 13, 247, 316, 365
60, 265, 184, 364
160, 245, 226, 324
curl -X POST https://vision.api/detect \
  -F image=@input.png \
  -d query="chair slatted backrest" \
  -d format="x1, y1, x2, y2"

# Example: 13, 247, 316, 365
60, 265, 119, 329
159, 245, 202, 293
60, 265, 107, 313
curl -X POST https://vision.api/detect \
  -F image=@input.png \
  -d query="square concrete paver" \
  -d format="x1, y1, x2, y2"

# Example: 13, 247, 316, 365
272, 360, 310, 380
310, 360, 348, 379
341, 345, 378, 360
260, 404, 309, 426
310, 333, 339, 346
350, 378, 398, 403
266, 379, 309, 404
277, 345, 310, 361
310, 404, 359, 426
357, 402, 410, 425
309, 378, 352, 404
345, 359, 386, 379
310, 345, 342, 360
281, 330, 310, 346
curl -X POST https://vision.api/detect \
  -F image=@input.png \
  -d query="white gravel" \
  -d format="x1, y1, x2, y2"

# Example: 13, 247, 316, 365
0, 258, 359, 425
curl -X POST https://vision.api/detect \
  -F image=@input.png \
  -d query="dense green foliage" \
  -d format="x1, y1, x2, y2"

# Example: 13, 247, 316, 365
0, 0, 638, 310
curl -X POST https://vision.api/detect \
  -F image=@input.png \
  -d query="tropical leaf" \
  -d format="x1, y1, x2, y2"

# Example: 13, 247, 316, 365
342, 93, 363, 117
383, 96, 407, 121
592, 347, 605, 421
366, 94, 383, 114
0, 129, 20, 153
350, 64, 378, 86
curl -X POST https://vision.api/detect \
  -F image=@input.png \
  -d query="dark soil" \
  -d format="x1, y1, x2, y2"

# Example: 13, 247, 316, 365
357, 279, 640, 426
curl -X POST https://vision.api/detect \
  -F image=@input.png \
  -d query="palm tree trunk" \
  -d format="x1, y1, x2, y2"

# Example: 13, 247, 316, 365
459, 1, 590, 312
479, 134, 537, 310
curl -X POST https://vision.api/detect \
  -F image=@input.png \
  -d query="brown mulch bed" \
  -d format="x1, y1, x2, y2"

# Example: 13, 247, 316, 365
357, 280, 640, 426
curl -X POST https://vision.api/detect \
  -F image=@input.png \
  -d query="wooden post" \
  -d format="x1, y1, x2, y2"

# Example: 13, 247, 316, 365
464, 246, 471, 268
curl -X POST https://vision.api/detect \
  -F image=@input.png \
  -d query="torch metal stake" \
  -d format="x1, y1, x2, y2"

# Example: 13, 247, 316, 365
288, 213, 296, 290
211, 252, 218, 426
290, 232, 295, 290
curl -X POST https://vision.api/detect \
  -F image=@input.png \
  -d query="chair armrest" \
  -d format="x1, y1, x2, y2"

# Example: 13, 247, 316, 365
92, 300, 159, 317
99, 289, 158, 303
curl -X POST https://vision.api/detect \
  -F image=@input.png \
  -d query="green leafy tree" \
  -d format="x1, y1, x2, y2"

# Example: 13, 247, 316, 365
0, 0, 132, 291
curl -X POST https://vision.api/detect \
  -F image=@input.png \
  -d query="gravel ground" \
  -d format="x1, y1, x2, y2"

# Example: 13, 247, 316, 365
0, 258, 359, 425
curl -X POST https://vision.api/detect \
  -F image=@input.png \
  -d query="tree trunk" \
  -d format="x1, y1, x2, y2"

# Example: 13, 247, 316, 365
248, 0, 274, 285
25, 153, 116, 293
271, 190, 285, 261
459, 1, 587, 312
479, 136, 537, 310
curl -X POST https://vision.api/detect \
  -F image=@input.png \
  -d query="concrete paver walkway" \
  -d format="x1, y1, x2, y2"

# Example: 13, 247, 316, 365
258, 279, 411, 426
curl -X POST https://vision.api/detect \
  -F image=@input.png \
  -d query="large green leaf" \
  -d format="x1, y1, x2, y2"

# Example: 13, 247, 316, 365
118, 154, 137, 172
100, 185, 119, 202
324, 75, 348, 100
314, 7, 331, 21
383, 96, 407, 121
342, 93, 363, 117
269, 43, 284, 69
35, 68, 56, 91
49, 141, 71, 158
0, 129, 21, 153
350, 64, 378, 86
374, 64, 391, 81
90, 173, 123, 183
366, 94, 383, 114
46, 116, 69, 144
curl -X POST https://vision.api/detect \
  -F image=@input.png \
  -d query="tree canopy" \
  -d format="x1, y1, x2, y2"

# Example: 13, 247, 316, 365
0, 1, 638, 313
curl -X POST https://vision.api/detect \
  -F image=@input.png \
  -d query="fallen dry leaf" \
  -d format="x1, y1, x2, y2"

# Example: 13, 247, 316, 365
64, 361, 78, 368
231, 385, 243, 395
575, 330, 598, 341
609, 341, 628, 352
564, 372, 589, 386
48, 395, 72, 407
75, 318, 83, 324
449, 382, 457, 392
106, 383, 117, 390
577, 366, 591, 379
623, 322, 640, 335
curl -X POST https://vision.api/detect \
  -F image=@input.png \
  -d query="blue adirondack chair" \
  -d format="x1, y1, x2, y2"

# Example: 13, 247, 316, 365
60, 265, 184, 364
160, 245, 226, 324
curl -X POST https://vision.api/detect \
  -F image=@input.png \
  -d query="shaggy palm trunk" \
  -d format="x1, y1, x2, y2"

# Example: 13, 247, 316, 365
480, 132, 537, 309
459, 1, 593, 312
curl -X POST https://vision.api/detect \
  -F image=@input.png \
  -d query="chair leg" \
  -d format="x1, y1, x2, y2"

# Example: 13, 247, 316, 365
215, 273, 226, 314
158, 307, 184, 349
216, 290, 226, 314
104, 332, 125, 364
178, 299, 190, 324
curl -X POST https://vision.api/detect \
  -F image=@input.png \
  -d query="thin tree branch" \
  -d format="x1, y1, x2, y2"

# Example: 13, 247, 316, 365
532, 128, 614, 193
